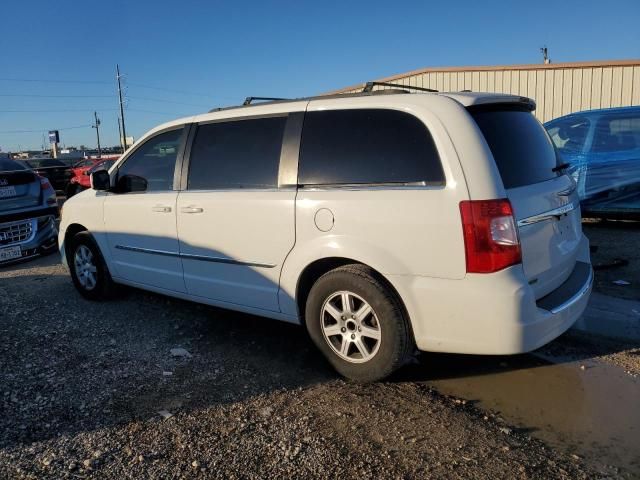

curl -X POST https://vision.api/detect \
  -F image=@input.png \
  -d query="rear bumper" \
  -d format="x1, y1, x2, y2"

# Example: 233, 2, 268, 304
386, 235, 593, 355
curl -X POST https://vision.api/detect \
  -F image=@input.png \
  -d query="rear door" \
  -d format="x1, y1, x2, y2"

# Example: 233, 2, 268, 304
177, 112, 299, 312
470, 106, 583, 298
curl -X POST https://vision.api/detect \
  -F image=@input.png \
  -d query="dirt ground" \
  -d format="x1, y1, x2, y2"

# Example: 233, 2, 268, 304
0, 256, 608, 479
1, 219, 639, 479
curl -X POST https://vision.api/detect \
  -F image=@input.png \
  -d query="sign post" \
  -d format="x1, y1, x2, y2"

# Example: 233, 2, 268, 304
48, 130, 60, 159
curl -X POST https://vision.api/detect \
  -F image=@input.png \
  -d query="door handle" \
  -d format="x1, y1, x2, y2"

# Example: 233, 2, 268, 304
152, 205, 172, 213
180, 206, 204, 214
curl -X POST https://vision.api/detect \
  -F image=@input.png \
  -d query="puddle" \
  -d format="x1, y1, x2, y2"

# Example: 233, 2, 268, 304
406, 353, 640, 474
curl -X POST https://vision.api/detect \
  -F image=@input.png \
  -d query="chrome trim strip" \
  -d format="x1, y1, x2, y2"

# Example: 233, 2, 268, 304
549, 267, 593, 314
517, 203, 575, 227
114, 245, 276, 268
300, 182, 445, 192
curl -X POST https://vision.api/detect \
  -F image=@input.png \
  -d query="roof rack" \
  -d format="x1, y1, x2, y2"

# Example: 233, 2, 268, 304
362, 81, 438, 93
243, 96, 290, 106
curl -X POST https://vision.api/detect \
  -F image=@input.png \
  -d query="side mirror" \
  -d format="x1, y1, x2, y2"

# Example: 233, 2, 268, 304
90, 169, 111, 191
115, 174, 148, 193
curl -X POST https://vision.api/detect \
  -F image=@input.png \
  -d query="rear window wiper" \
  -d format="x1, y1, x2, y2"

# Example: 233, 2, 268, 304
552, 162, 571, 173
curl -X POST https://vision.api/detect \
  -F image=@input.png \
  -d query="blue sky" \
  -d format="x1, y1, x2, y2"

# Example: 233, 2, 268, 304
1, 0, 639, 151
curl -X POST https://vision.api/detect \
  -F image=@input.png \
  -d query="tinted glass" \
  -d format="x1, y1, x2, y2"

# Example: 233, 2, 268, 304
26, 159, 66, 168
592, 114, 640, 153
89, 159, 115, 174
546, 116, 590, 153
118, 129, 183, 191
0, 159, 27, 171
470, 108, 560, 189
298, 109, 444, 185
188, 116, 286, 190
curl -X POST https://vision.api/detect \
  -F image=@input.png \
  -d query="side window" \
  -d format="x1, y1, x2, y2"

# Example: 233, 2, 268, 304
188, 116, 286, 190
546, 116, 590, 153
117, 128, 183, 192
591, 114, 640, 153
298, 109, 444, 185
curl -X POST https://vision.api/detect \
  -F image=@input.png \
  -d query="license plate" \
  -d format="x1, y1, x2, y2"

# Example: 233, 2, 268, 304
0, 245, 22, 262
0, 186, 17, 198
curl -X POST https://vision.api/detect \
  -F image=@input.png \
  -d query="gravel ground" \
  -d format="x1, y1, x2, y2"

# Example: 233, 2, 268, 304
583, 220, 640, 301
0, 254, 605, 479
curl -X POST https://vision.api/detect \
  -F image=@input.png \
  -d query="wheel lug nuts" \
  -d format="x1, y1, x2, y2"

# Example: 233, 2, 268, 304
358, 327, 361, 332
341, 316, 346, 320
351, 315, 356, 319
341, 327, 346, 333
351, 334, 355, 340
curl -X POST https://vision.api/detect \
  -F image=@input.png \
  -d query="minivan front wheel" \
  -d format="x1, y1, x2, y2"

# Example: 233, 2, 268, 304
306, 264, 413, 382
68, 231, 114, 300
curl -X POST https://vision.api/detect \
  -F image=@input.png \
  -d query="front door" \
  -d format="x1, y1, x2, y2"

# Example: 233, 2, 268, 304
104, 127, 187, 292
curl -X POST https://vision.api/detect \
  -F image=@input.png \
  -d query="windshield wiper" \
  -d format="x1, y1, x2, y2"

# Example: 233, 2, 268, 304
552, 162, 571, 173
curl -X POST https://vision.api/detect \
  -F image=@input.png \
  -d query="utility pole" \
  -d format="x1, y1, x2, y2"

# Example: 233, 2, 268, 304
117, 116, 123, 152
92, 111, 102, 158
116, 64, 127, 152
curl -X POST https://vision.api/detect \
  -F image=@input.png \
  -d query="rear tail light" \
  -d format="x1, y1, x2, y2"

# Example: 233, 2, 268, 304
37, 175, 58, 206
459, 199, 522, 273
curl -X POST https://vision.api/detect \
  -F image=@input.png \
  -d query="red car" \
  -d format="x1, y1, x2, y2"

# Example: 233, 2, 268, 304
66, 157, 118, 197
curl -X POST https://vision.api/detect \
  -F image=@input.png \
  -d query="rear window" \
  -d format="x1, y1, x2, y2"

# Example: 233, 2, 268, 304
470, 107, 560, 189
298, 109, 444, 186
0, 159, 27, 172
26, 159, 66, 168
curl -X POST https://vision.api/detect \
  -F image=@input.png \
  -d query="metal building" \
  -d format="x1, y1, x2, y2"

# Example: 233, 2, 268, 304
331, 59, 640, 123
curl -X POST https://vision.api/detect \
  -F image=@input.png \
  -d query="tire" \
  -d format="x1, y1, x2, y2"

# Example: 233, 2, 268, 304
305, 264, 413, 382
68, 231, 115, 300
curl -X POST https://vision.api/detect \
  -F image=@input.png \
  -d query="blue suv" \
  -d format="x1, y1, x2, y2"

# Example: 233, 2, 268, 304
544, 106, 640, 219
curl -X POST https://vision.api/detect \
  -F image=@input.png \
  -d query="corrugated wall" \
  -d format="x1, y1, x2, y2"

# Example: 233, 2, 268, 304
336, 60, 640, 123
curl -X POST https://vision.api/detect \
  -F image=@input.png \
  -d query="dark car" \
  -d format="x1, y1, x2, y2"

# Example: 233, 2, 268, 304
0, 158, 59, 265
544, 106, 640, 219
20, 158, 73, 192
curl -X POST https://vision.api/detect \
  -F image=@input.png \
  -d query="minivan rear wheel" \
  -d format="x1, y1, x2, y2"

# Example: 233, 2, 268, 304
305, 264, 413, 382
68, 231, 115, 300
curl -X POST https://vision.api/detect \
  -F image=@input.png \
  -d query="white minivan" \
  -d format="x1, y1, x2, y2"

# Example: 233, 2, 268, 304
59, 88, 593, 381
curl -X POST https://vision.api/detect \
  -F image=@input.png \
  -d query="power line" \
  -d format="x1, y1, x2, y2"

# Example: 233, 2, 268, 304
0, 124, 92, 134
0, 108, 119, 113
127, 82, 226, 99
0, 93, 113, 98
128, 95, 210, 108
0, 77, 111, 84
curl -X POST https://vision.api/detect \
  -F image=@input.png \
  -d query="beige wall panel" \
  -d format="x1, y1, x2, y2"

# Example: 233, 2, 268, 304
562, 69, 573, 115
479, 71, 488, 91
611, 67, 623, 107
443, 72, 451, 92
535, 70, 545, 120
519, 71, 527, 96
601, 67, 613, 108
591, 68, 603, 109
464, 71, 472, 90
553, 69, 564, 118
436, 72, 444, 92
495, 71, 503, 93
487, 71, 495, 92
571, 69, 582, 112
633, 67, 640, 105
581, 68, 593, 110
544, 70, 555, 121
471, 71, 480, 91
527, 71, 536, 102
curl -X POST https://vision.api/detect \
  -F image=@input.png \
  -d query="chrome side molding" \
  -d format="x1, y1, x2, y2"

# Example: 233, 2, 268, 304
115, 245, 276, 268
